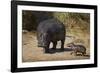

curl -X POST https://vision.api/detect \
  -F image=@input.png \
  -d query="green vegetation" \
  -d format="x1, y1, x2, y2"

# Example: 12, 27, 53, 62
53, 12, 90, 34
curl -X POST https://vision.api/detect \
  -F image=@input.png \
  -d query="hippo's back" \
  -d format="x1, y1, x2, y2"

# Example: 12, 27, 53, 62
75, 45, 86, 52
37, 18, 66, 41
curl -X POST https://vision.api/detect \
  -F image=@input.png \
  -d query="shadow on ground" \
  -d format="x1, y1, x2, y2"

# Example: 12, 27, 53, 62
74, 54, 90, 57
46, 48, 73, 54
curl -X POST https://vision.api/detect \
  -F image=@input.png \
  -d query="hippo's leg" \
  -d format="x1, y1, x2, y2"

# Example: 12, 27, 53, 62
61, 40, 65, 51
52, 41, 57, 50
82, 52, 86, 56
44, 42, 50, 53
70, 51, 74, 55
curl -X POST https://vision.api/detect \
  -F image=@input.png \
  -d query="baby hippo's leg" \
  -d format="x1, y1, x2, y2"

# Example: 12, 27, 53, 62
82, 51, 86, 56
70, 51, 74, 55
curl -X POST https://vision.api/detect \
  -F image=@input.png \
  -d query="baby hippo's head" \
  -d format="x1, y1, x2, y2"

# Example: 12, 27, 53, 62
67, 43, 75, 47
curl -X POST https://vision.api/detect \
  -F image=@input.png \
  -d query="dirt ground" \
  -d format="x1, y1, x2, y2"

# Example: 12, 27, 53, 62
22, 31, 90, 62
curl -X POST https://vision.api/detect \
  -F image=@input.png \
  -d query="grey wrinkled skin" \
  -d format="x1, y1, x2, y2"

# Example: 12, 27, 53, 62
37, 18, 66, 53
68, 43, 86, 56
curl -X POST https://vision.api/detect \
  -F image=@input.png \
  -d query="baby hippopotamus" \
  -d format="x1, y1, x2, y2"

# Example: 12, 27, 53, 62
67, 43, 86, 56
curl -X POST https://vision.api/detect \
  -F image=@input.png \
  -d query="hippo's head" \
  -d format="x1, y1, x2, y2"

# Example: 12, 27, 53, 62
37, 32, 49, 47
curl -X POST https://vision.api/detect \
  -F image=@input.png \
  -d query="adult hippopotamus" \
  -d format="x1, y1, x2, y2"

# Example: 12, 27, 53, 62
37, 18, 66, 53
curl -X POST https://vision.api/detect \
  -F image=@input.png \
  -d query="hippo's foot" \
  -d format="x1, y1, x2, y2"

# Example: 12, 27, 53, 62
44, 50, 50, 53
51, 48, 56, 51
50, 48, 56, 53
82, 52, 86, 56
